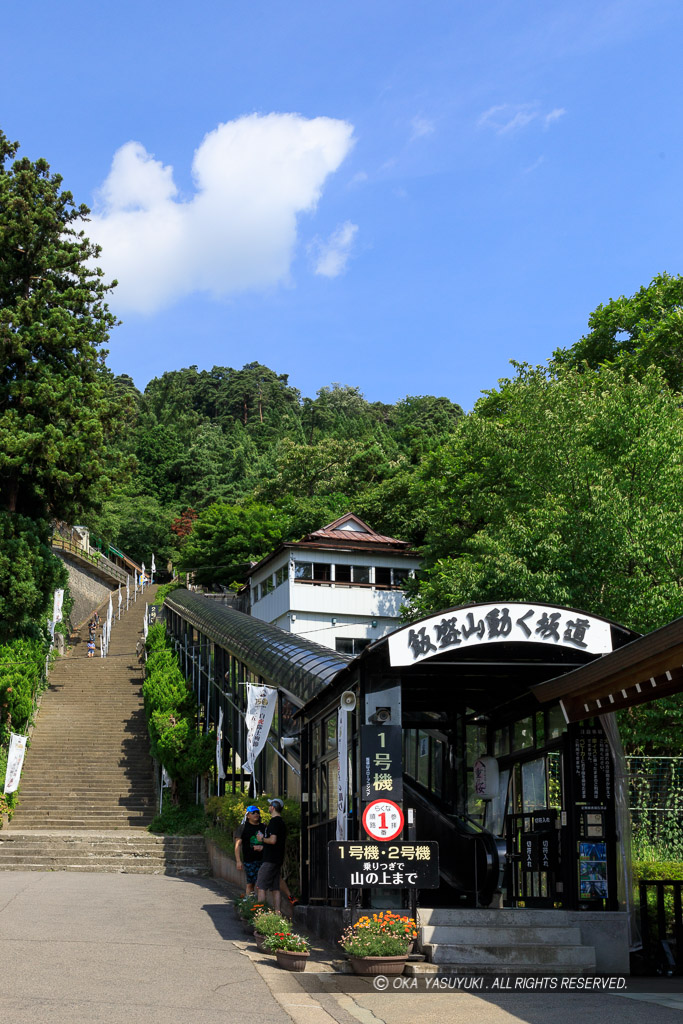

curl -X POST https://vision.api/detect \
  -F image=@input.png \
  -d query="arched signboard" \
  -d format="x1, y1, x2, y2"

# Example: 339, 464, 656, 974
388, 602, 613, 668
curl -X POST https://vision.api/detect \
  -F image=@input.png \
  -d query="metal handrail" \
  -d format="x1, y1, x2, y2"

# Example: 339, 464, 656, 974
51, 535, 128, 584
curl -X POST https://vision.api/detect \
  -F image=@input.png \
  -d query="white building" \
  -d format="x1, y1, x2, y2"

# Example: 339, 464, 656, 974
246, 513, 421, 653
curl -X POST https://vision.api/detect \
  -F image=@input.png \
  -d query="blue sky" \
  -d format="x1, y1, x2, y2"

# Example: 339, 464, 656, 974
5, 1, 682, 409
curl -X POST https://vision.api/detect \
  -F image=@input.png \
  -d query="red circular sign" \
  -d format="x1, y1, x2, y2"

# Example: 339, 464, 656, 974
362, 799, 404, 841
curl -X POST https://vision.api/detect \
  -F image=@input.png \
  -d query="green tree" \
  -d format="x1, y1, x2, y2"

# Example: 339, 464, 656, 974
178, 501, 292, 587
0, 130, 121, 522
555, 273, 683, 391
0, 514, 66, 643
415, 362, 683, 634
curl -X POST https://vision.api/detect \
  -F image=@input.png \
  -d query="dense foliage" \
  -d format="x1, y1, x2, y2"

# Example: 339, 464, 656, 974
90, 364, 464, 572
413, 362, 683, 634
143, 622, 214, 801
0, 636, 50, 817
0, 129, 126, 639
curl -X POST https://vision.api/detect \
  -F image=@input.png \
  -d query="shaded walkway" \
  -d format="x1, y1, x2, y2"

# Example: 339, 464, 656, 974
0, 872, 291, 1024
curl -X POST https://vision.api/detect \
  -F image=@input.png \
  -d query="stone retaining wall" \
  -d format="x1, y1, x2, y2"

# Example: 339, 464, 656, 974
55, 552, 119, 629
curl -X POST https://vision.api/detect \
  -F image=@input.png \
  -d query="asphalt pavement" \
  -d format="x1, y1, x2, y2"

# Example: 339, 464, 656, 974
1, 871, 682, 1024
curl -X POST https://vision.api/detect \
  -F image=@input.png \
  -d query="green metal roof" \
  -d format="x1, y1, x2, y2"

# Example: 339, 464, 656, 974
165, 590, 353, 704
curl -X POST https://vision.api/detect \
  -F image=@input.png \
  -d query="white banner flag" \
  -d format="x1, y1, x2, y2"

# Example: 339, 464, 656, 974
336, 707, 348, 840
151, 553, 156, 579
216, 707, 226, 780
4, 733, 27, 793
118, 585, 122, 619
161, 766, 172, 788
143, 603, 149, 638
141, 563, 146, 589
52, 588, 64, 625
242, 683, 278, 775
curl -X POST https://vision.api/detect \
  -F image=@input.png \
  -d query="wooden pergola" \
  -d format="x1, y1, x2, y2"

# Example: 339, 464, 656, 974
532, 615, 683, 723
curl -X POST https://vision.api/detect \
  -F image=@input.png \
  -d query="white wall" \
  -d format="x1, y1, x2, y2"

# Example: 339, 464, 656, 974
249, 547, 421, 652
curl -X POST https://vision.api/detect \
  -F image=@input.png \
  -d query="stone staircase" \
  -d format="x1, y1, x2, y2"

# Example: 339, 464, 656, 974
413, 908, 597, 975
2, 587, 210, 877
0, 832, 210, 875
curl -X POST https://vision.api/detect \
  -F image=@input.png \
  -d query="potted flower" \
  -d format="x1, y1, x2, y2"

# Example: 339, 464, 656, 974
253, 910, 291, 952
264, 931, 311, 971
363, 911, 419, 951
340, 916, 411, 976
235, 895, 265, 934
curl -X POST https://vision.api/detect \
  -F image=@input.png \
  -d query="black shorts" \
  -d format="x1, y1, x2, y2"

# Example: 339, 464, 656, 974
256, 861, 282, 891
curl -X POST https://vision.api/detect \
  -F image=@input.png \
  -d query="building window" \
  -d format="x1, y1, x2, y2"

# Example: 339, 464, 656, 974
252, 584, 261, 602
294, 560, 331, 582
275, 565, 288, 587
335, 564, 352, 583
353, 565, 371, 584
263, 575, 274, 595
335, 638, 372, 655
393, 568, 410, 586
375, 566, 392, 587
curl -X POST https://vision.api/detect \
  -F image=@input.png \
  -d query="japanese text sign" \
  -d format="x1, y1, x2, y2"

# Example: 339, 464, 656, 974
327, 840, 439, 889
360, 725, 403, 803
388, 603, 613, 667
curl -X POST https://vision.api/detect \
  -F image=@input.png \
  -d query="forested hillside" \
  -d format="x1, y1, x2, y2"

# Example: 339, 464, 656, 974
89, 364, 464, 582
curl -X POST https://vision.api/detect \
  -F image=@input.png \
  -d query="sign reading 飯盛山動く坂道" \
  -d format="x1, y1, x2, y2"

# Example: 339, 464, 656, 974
388, 603, 613, 668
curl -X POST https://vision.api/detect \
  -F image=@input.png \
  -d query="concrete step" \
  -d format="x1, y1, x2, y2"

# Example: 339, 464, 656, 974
419, 908, 575, 926
423, 942, 596, 968
0, 864, 210, 874
420, 924, 583, 945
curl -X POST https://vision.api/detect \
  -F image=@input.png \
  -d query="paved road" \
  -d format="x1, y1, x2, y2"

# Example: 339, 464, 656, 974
0, 871, 289, 1024
1, 871, 682, 1024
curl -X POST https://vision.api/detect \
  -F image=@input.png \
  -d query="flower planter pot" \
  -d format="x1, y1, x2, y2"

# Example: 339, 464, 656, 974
254, 931, 268, 951
242, 920, 255, 935
275, 949, 310, 972
348, 955, 408, 976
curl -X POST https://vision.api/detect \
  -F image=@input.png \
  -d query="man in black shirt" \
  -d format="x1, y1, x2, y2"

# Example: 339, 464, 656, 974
234, 805, 263, 895
256, 798, 288, 912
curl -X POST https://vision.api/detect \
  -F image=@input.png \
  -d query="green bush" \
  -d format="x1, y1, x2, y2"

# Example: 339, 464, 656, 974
142, 621, 215, 808
155, 582, 184, 606
148, 793, 210, 834
254, 910, 291, 936
205, 792, 301, 895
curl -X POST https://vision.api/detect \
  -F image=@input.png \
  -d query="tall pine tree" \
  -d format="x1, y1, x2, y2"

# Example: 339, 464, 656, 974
0, 130, 120, 522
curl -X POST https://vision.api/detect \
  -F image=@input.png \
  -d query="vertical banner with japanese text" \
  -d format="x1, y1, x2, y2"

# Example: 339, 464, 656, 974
216, 707, 226, 781
242, 682, 277, 775
4, 733, 28, 794
336, 707, 348, 840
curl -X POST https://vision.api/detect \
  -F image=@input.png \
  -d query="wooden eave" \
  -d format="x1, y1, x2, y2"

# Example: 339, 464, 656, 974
532, 615, 683, 723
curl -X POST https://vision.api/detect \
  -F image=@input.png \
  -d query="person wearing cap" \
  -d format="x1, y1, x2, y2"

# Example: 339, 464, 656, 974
256, 798, 288, 912
234, 805, 263, 895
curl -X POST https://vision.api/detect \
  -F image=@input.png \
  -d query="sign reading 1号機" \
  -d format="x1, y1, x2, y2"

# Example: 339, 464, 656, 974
327, 840, 440, 889
360, 724, 403, 804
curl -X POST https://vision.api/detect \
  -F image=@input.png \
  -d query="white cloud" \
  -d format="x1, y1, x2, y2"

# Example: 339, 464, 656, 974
310, 221, 359, 278
410, 116, 435, 141
544, 108, 566, 128
349, 171, 369, 187
86, 113, 355, 314
478, 103, 566, 136
522, 156, 545, 174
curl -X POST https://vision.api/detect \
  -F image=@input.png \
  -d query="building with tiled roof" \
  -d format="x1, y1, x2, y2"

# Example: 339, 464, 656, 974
246, 513, 422, 653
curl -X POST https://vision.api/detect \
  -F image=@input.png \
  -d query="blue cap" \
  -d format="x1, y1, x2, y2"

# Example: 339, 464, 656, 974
246, 805, 259, 813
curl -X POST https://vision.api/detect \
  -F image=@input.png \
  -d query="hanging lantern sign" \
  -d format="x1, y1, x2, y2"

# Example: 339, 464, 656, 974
473, 755, 499, 800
